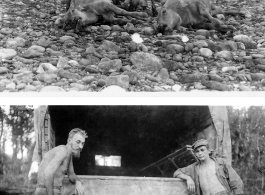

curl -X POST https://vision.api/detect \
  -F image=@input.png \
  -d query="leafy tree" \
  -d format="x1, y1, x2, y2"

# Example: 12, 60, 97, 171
0, 106, 34, 191
228, 106, 265, 195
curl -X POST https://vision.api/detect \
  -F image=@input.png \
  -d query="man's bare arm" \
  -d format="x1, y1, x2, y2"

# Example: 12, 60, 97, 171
44, 149, 67, 195
174, 172, 195, 193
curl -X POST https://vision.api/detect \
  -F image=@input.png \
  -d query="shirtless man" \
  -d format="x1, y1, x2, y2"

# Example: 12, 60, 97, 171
35, 128, 87, 195
173, 139, 244, 195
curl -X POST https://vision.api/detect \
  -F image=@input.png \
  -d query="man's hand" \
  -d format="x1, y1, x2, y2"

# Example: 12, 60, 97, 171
186, 177, 195, 194
75, 180, 85, 195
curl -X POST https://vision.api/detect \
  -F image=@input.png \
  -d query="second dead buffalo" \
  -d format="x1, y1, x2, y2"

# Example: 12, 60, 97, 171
156, 0, 244, 34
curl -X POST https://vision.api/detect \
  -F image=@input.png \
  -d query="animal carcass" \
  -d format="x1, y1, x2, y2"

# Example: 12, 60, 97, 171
56, 0, 148, 31
156, 0, 244, 34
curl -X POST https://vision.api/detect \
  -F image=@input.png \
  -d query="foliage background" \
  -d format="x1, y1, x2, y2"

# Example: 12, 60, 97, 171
0, 106, 264, 194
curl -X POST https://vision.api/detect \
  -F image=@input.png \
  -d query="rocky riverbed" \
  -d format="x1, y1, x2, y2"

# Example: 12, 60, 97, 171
0, 0, 265, 92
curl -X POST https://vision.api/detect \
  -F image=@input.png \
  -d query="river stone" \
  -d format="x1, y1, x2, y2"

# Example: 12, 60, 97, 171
244, 41, 257, 49
219, 41, 238, 51
185, 43, 194, 52
239, 85, 252, 91
215, 51, 233, 61
6, 82, 16, 90
0, 67, 8, 74
14, 73, 33, 84
85, 66, 99, 73
98, 59, 122, 74
251, 73, 265, 81
201, 80, 230, 91
101, 40, 120, 53
122, 71, 139, 85
233, 34, 257, 49
70, 83, 86, 91
82, 76, 96, 84
233, 34, 252, 43
158, 68, 169, 82
17, 83, 26, 90
193, 56, 204, 62
209, 74, 223, 82
179, 73, 208, 83
199, 48, 213, 58
196, 29, 210, 38
23, 45, 45, 58
170, 73, 178, 81
0, 48, 17, 59
146, 74, 159, 82
106, 75, 130, 89
68, 60, 79, 67
60, 35, 75, 43
57, 56, 68, 68
194, 35, 206, 40
37, 63, 58, 74
163, 60, 184, 71
173, 54, 182, 62
29, 45, 45, 53
253, 59, 265, 65
143, 27, 154, 35
23, 48, 43, 58
193, 40, 208, 48
24, 85, 37, 92
130, 52, 162, 72
256, 65, 265, 71
206, 41, 221, 52
80, 55, 100, 66
36, 36, 52, 47
36, 73, 57, 84
6, 39, 19, 49
14, 56, 34, 64
166, 44, 184, 54
85, 46, 96, 55
252, 54, 264, 59
128, 41, 138, 52
172, 84, 182, 91
0, 28, 12, 35
58, 70, 81, 80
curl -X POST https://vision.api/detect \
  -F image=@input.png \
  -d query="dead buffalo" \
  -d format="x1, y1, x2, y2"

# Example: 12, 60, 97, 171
156, 0, 244, 34
64, 0, 157, 16
57, 0, 148, 32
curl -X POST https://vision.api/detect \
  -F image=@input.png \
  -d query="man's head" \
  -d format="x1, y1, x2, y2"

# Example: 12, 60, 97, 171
192, 139, 211, 162
68, 128, 88, 158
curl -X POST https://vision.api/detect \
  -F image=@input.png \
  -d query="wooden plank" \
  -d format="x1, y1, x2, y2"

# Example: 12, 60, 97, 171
140, 146, 192, 172
173, 151, 194, 164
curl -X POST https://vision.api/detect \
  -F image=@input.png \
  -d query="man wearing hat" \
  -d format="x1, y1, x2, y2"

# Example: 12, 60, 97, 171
173, 139, 244, 195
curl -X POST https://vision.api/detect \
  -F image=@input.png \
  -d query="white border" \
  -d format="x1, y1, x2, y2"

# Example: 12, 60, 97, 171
0, 95, 264, 106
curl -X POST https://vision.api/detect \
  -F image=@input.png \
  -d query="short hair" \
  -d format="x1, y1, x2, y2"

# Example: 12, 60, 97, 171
68, 128, 88, 142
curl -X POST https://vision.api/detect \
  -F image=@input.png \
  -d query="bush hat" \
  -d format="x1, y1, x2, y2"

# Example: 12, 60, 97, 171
192, 139, 208, 150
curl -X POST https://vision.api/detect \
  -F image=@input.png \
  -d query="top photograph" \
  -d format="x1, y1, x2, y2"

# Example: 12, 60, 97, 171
0, 0, 264, 92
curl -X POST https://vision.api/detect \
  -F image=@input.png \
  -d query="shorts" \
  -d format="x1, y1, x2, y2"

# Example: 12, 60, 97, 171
35, 184, 62, 195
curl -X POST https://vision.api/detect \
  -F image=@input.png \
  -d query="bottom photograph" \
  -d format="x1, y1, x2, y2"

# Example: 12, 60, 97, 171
0, 105, 263, 195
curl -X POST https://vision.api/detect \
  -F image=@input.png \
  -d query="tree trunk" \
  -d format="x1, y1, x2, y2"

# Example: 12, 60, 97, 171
20, 135, 23, 160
